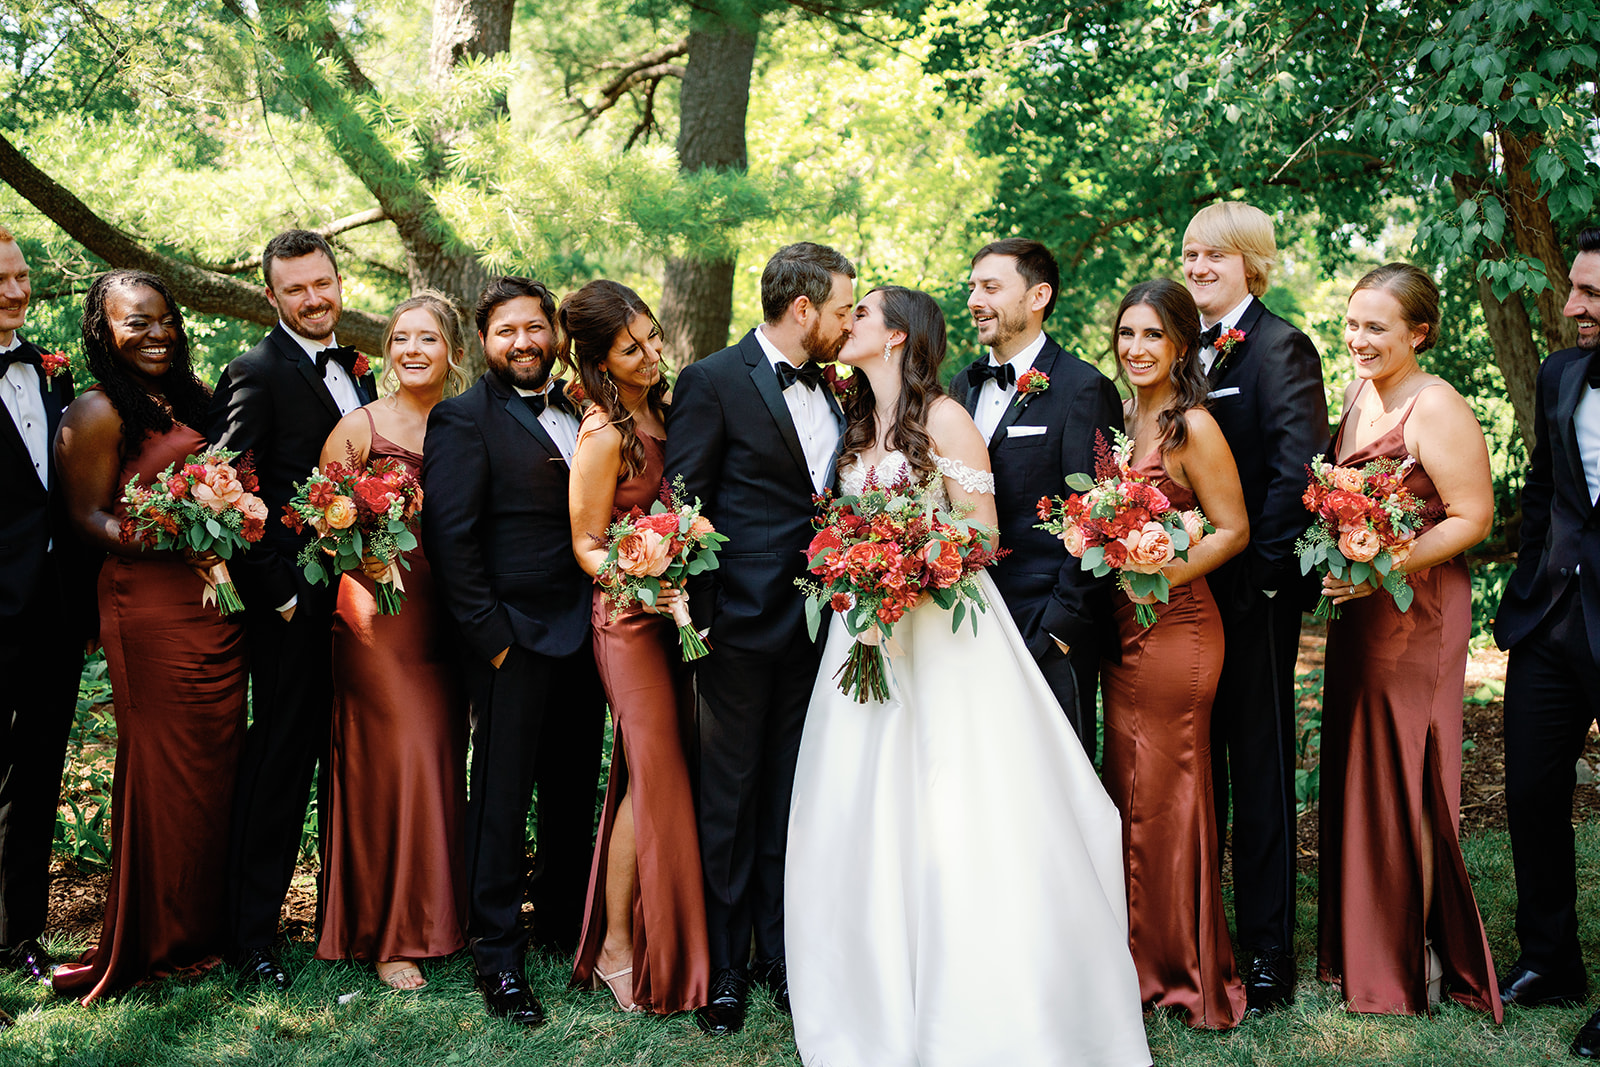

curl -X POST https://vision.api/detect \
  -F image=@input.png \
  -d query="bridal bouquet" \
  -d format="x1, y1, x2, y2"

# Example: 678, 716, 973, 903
282, 448, 424, 615
1035, 430, 1212, 629
119, 447, 267, 616
797, 470, 1002, 703
595, 477, 727, 661
1295, 454, 1428, 620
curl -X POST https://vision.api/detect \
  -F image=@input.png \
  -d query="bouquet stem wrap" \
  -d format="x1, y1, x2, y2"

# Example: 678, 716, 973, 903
375, 558, 408, 616
669, 597, 710, 660
201, 560, 245, 616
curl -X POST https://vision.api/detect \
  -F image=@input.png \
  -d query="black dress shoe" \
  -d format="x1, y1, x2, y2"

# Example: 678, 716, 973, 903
1573, 1006, 1600, 1058
477, 971, 546, 1027
1500, 959, 1587, 1008
1243, 948, 1296, 1015
233, 948, 291, 992
695, 967, 749, 1035
4, 940, 55, 982
752, 956, 790, 1015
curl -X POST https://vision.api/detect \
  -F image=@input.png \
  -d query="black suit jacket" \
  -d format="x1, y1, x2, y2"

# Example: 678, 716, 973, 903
421, 371, 592, 662
949, 335, 1123, 659
208, 324, 374, 608
1496, 346, 1600, 660
1203, 299, 1329, 615
665, 330, 844, 654
1, 338, 93, 640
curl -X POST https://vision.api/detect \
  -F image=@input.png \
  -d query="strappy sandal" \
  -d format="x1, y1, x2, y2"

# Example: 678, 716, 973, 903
595, 964, 643, 1012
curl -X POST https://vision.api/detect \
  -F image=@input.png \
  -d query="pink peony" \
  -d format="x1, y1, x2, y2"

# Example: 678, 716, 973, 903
1122, 521, 1176, 574
616, 529, 673, 577
193, 468, 245, 513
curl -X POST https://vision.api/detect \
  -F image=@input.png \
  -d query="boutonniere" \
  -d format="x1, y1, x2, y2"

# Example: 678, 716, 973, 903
352, 352, 371, 377
1016, 368, 1049, 395
564, 379, 587, 407
822, 364, 852, 399
1215, 328, 1246, 359
39, 350, 70, 378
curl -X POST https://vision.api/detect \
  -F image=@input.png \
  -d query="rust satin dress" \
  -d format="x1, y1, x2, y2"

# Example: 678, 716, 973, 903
571, 431, 709, 1013
315, 416, 468, 963
53, 416, 248, 1004
1100, 449, 1247, 1030
1317, 383, 1500, 1018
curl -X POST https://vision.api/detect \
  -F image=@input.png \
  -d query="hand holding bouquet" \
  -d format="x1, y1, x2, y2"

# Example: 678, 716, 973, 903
1035, 430, 1212, 629
796, 470, 1002, 704
282, 448, 424, 615
119, 447, 267, 615
1296, 454, 1427, 619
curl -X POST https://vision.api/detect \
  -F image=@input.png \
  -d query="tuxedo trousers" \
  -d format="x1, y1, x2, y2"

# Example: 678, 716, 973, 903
0, 623, 82, 950
1504, 584, 1600, 977
226, 585, 335, 953
463, 642, 604, 974
695, 632, 821, 971
1209, 588, 1302, 956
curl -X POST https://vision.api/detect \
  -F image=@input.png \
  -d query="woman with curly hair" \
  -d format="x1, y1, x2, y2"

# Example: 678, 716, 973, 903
52, 269, 248, 1003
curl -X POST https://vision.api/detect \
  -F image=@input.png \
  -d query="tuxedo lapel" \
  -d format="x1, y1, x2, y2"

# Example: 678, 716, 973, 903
494, 378, 564, 463
271, 326, 344, 421
1207, 299, 1267, 388
957, 364, 980, 417
745, 338, 811, 479
989, 341, 1059, 449
1558, 352, 1592, 506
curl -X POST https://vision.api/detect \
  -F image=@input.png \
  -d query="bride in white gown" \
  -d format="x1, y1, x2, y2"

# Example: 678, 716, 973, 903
785, 286, 1150, 1067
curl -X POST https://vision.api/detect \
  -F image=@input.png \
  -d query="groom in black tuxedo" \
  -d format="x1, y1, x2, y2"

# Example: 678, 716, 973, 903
666, 242, 854, 1035
1181, 202, 1327, 1013
423, 276, 604, 1026
0, 228, 91, 987
209, 229, 375, 987
948, 239, 1122, 755
1495, 227, 1600, 1056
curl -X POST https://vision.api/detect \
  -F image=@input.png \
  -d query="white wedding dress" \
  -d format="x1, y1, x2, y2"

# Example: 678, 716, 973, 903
786, 451, 1151, 1067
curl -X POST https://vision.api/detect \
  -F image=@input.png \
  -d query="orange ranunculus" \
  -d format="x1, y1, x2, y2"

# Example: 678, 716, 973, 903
239, 494, 269, 522
1180, 510, 1206, 546
689, 515, 715, 539
1123, 521, 1176, 574
1330, 465, 1366, 493
617, 528, 673, 577
323, 496, 358, 530
1386, 528, 1416, 568
1338, 524, 1381, 563
1059, 524, 1087, 557
921, 538, 964, 587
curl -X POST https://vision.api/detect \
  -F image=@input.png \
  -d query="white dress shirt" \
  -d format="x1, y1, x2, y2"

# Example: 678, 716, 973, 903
1199, 294, 1254, 375
1576, 381, 1600, 506
973, 330, 1048, 444
755, 326, 839, 495
1, 334, 49, 490
282, 322, 363, 416
514, 381, 579, 463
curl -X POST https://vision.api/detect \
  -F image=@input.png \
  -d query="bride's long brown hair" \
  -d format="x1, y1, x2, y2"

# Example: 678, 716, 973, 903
836, 286, 948, 481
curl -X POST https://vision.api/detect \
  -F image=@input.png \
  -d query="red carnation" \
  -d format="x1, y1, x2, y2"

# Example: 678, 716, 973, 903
1103, 540, 1129, 568
829, 592, 853, 612
241, 516, 266, 542
639, 512, 682, 537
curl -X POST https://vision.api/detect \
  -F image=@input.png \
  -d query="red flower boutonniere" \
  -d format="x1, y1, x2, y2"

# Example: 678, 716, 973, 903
822, 364, 852, 399
352, 353, 371, 377
564, 379, 588, 406
39, 350, 70, 378
1016, 368, 1050, 395
1215, 328, 1246, 359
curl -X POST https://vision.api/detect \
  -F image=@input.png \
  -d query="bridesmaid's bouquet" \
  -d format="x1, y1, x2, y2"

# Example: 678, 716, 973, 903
1296, 454, 1429, 620
119, 446, 268, 616
797, 470, 1002, 704
1035, 430, 1212, 629
282, 448, 424, 615
595, 477, 727, 661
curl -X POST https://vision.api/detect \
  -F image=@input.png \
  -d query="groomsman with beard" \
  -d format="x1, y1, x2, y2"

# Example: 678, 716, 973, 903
423, 277, 604, 1026
0, 228, 91, 1006
667, 242, 854, 1035
1181, 201, 1327, 1014
949, 238, 1122, 755
209, 229, 375, 988
1495, 227, 1600, 1058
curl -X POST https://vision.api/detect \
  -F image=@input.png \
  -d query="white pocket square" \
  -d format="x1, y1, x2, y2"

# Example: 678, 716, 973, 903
1007, 424, 1047, 437
1207, 387, 1241, 398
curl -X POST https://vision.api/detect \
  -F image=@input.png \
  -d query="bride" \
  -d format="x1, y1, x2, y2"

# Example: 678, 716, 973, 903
785, 285, 1151, 1067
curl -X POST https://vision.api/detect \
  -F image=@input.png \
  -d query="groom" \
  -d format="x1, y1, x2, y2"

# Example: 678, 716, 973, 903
949, 238, 1122, 756
666, 241, 855, 1035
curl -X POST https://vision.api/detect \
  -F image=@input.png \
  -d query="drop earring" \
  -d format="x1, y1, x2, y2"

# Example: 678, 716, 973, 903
882, 341, 893, 363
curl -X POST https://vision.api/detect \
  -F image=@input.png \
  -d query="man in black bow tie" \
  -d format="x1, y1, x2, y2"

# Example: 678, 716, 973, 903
208, 229, 376, 989
0, 227, 91, 983
422, 277, 604, 1026
1496, 226, 1600, 1056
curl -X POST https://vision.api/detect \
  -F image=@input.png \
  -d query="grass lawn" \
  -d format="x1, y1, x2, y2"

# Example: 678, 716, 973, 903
3, 825, 1599, 1066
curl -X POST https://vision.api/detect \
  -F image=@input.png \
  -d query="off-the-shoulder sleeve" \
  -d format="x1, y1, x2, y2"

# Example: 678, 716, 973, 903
933, 452, 995, 495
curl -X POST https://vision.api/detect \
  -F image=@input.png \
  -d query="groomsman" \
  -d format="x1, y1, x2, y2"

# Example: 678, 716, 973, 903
0, 228, 90, 992
209, 229, 374, 987
1181, 202, 1327, 1013
1495, 226, 1600, 1057
423, 277, 605, 1026
949, 238, 1122, 754
667, 242, 854, 1035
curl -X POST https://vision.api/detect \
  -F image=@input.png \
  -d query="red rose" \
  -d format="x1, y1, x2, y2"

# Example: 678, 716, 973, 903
639, 512, 682, 537
807, 526, 843, 565
921, 538, 964, 587
354, 477, 399, 516
1319, 489, 1371, 525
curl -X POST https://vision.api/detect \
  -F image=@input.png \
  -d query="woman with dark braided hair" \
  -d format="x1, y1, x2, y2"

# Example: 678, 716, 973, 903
52, 270, 247, 1003
564, 280, 709, 1014
786, 286, 1151, 1066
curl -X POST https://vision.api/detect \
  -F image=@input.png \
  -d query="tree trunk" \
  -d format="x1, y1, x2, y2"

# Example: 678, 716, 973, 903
429, 0, 515, 112
658, 12, 759, 367
1500, 127, 1578, 353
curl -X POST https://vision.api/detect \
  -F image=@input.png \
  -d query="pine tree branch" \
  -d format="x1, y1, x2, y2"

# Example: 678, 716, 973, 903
199, 208, 391, 274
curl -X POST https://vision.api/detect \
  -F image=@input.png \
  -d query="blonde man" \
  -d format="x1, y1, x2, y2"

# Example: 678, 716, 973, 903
1181, 202, 1328, 1014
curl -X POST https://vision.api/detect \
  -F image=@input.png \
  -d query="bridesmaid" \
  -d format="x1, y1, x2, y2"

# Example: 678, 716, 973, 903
1099, 278, 1251, 1029
52, 270, 248, 1003
313, 292, 472, 989
1317, 263, 1500, 1018
564, 280, 709, 1014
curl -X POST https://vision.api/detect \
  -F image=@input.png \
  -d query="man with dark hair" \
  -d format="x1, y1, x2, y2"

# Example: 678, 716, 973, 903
0, 229, 89, 1004
666, 241, 854, 1035
209, 228, 375, 988
950, 238, 1121, 754
1495, 225, 1600, 1057
423, 276, 603, 1026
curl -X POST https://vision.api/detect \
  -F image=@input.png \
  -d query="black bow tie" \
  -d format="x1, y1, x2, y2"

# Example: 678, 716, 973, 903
1199, 324, 1223, 350
523, 380, 577, 418
1, 347, 40, 370
969, 360, 1016, 389
314, 345, 360, 375
775, 360, 824, 391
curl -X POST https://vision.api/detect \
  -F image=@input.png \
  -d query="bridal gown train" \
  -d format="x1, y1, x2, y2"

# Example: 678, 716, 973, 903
786, 451, 1151, 1067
